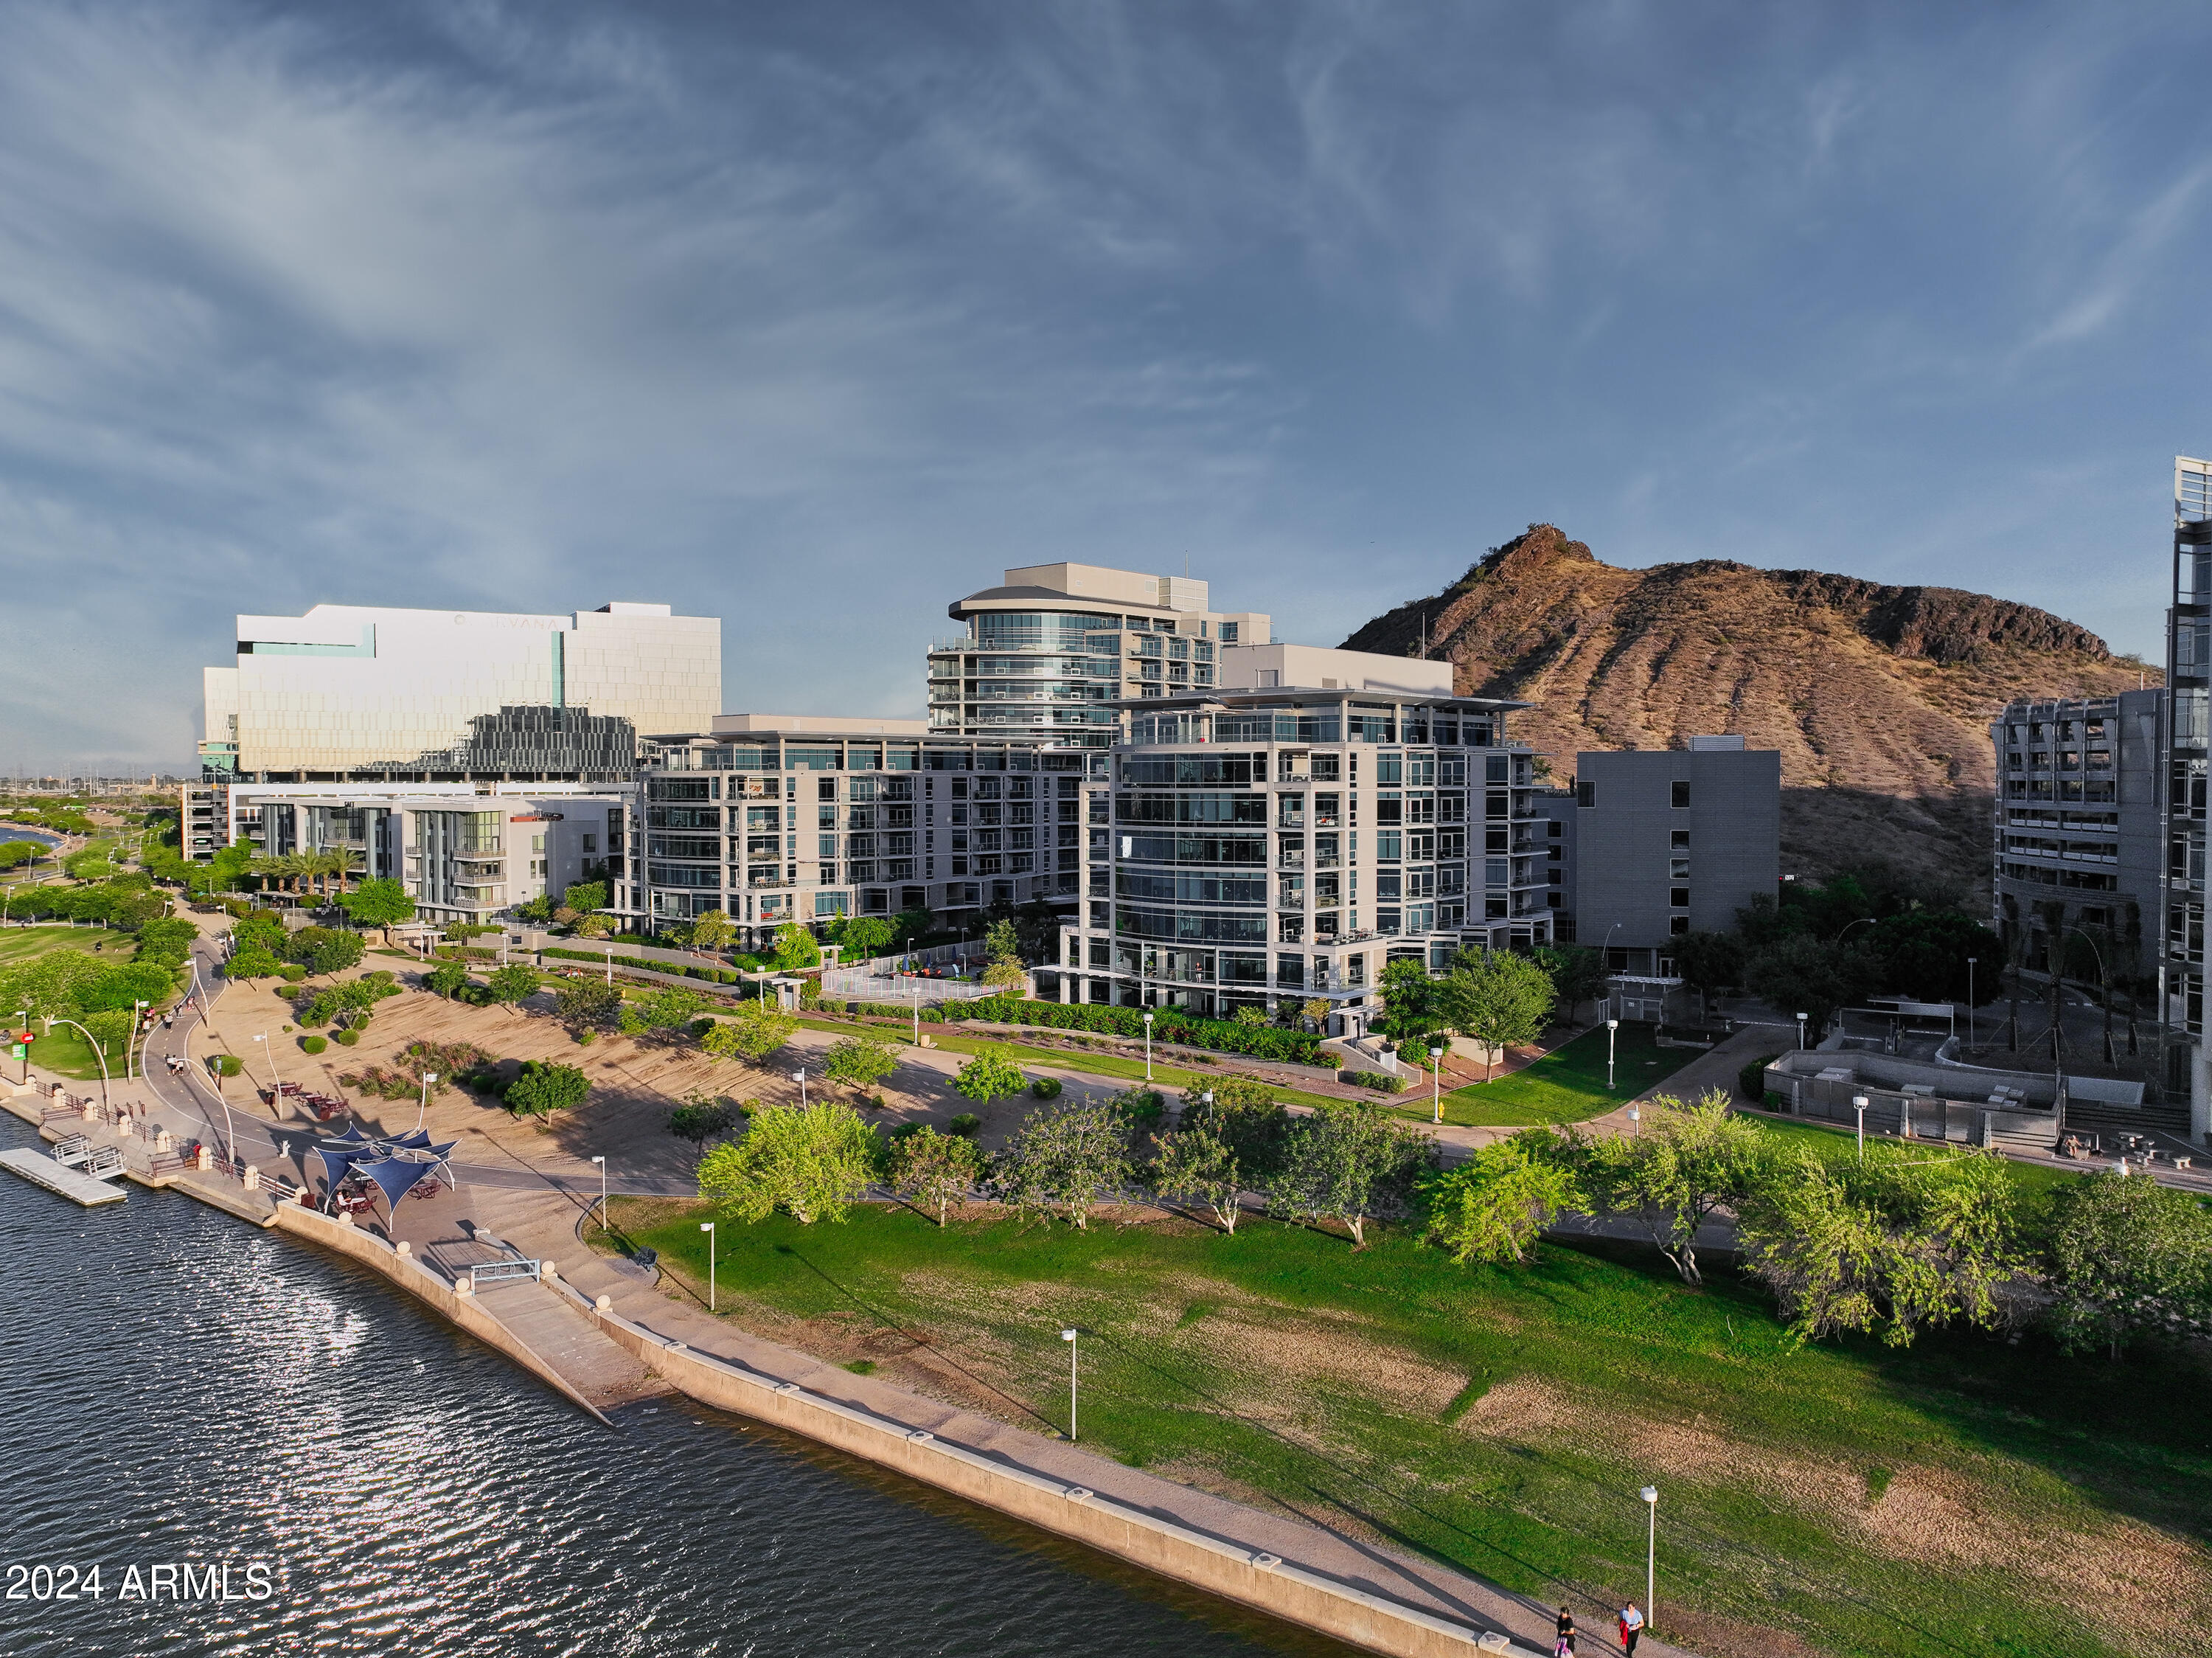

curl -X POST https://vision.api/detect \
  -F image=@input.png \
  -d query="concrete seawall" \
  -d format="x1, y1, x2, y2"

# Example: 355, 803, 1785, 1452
564, 1280, 1534, 1658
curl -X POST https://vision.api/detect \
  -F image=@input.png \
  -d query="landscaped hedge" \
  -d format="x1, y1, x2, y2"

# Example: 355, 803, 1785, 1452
542, 946, 745, 984
1739, 1055, 1782, 1102
947, 996, 1324, 1064
1341, 1069, 1406, 1094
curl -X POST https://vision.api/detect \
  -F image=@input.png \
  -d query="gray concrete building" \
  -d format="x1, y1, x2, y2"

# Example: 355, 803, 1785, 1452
2164, 455, 2212, 1134
1049, 645, 1551, 1030
1571, 737, 1781, 982
1990, 690, 2163, 991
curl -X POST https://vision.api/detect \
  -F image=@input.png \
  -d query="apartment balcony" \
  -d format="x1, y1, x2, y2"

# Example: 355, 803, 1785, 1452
1312, 811, 1340, 828
1276, 814, 1306, 832
1277, 850, 1304, 869
1312, 853, 1340, 869
747, 875, 794, 889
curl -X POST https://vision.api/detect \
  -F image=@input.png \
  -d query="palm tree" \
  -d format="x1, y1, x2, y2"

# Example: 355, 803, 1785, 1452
327, 847, 363, 896
248, 853, 287, 896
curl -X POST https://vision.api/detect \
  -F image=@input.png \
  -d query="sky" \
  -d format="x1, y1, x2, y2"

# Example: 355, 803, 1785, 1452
3, 0, 2210, 774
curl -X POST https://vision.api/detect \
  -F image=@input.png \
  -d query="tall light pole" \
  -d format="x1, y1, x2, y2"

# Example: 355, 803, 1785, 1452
251, 1031, 281, 1107
1142, 1010, 1154, 1081
912, 979, 922, 1045
1965, 956, 1978, 1047
700, 1221, 716, 1311
1606, 1018, 1619, 1092
44, 1016, 108, 1113
414, 1072, 438, 1131
124, 999, 150, 1081
1851, 1094, 1869, 1160
12, 1009, 27, 1085
591, 1154, 608, 1231
1429, 1044, 1445, 1125
1795, 1011, 1808, 1050
1640, 1484, 1659, 1636
1060, 1327, 1079, 1442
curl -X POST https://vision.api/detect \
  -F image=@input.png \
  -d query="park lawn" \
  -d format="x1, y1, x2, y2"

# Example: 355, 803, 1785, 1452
605, 1196, 2211, 1658
0, 923, 117, 970
1422, 1021, 1703, 1127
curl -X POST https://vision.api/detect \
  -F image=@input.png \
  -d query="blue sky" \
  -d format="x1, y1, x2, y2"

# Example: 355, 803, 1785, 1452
2, 1, 2208, 772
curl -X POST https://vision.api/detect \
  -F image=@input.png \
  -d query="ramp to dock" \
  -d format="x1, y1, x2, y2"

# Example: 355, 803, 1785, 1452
1, 1147, 128, 1207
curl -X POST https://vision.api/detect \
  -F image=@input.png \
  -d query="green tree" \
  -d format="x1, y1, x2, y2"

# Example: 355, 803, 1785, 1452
1180, 1078, 1292, 1186
1419, 1133, 1583, 1265
887, 1125, 984, 1225
1298, 996, 1332, 1033
990, 1096, 1136, 1229
1438, 949, 1556, 1079
486, 962, 542, 1015
685, 908, 737, 951
286, 926, 364, 977
1267, 1106, 1436, 1246
1152, 1123, 1246, 1233
226, 945, 282, 982
619, 985, 709, 1038
425, 960, 471, 999
133, 916, 198, 968
951, 1046, 1027, 1107
1530, 943, 1612, 1024
1375, 957, 1443, 1040
770, 922, 821, 972
891, 906, 934, 946
552, 978, 622, 1030
2042, 1171, 2212, 1359
981, 918, 1026, 990
1736, 1142, 2023, 1347
1572, 1089, 1773, 1284
1740, 934, 1877, 1038
698, 1100, 878, 1224
701, 1000, 799, 1064
507, 1060, 591, 1117
1665, 932, 1744, 1019
1868, 909, 2003, 1006
834, 915, 897, 962
824, 1035, 898, 1095
560, 879, 608, 915
669, 1094, 741, 1152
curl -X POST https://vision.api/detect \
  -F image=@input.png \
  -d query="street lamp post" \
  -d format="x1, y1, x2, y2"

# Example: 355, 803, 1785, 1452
1429, 1044, 1445, 1125
591, 1154, 607, 1232
1966, 957, 1978, 1047
251, 1032, 282, 1109
125, 999, 149, 1081
44, 1016, 108, 1113
1851, 1094, 1869, 1161
603, 947, 613, 986
1640, 1485, 1659, 1635
1060, 1327, 1079, 1442
912, 979, 922, 1045
414, 1072, 438, 1131
1606, 1018, 1619, 1091
700, 1221, 716, 1311
12, 1009, 27, 1085
1142, 1011, 1154, 1082
1795, 1011, 1808, 1050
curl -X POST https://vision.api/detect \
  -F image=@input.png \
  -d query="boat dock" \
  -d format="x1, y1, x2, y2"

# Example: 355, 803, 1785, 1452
0, 1145, 129, 1207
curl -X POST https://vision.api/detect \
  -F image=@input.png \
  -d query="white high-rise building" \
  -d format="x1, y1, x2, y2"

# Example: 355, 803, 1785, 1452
199, 601, 720, 783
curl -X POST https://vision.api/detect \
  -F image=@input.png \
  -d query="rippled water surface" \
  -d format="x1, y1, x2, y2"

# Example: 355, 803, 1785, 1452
0, 1116, 1338, 1657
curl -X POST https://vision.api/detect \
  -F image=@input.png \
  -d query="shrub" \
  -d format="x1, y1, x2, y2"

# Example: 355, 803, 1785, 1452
947, 1113, 982, 1138
300, 1035, 327, 1055
577, 1029, 597, 1046
947, 995, 1323, 1064
1031, 1076, 1062, 1099
335, 1028, 360, 1047
1739, 1055, 1781, 1102
211, 1054, 243, 1077
1341, 1069, 1407, 1094
280, 965, 306, 982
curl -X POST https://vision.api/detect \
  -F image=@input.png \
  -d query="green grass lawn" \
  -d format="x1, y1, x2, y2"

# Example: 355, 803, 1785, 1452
604, 1196, 2208, 1658
0, 923, 116, 969
1739, 1109, 2090, 1198
1416, 1021, 1703, 1127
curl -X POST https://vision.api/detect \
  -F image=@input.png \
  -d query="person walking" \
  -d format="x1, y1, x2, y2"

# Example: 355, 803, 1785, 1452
1553, 1606, 1576, 1657
1618, 1601, 1644, 1654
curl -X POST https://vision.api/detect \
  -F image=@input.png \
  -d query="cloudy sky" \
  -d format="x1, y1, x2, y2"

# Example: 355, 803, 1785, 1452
3, 1, 2209, 774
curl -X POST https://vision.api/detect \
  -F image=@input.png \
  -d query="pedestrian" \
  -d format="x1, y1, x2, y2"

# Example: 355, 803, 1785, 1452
1553, 1606, 1575, 1657
1618, 1602, 1644, 1654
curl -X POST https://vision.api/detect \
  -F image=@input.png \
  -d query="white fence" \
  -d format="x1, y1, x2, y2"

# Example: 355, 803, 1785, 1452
820, 945, 995, 1006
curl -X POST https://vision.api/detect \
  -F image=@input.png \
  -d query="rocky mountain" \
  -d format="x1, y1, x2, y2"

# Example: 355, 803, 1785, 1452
1340, 526, 2157, 896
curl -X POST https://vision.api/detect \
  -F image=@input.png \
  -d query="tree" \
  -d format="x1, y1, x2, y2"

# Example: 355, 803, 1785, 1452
285, 926, 364, 978
1572, 1089, 1773, 1284
1867, 909, 2003, 1006
1665, 932, 1744, 1019
835, 916, 897, 962
1735, 1142, 2023, 1347
951, 1046, 1027, 1107
892, 906, 934, 946
981, 918, 1026, 990
487, 962, 542, 1015
1180, 1078, 1293, 1186
1437, 949, 1556, 1080
1375, 957, 1443, 1040
552, 978, 622, 1030
1739, 934, 1877, 1038
1152, 1123, 1246, 1233
619, 985, 709, 1038
573, 911, 615, 940
1298, 997, 1332, 1034
420, 955, 473, 998
1419, 1133, 1583, 1265
2042, 1171, 2212, 1359
1530, 943, 1611, 1024
824, 1035, 898, 1095
507, 1060, 590, 1117
701, 1000, 799, 1064
133, 916, 198, 968
1266, 1105, 1436, 1246
560, 879, 608, 915
990, 1096, 1136, 1229
770, 922, 821, 972
887, 1125, 984, 1225
226, 945, 282, 982
512, 894, 556, 926
1012, 897, 1062, 965
685, 909, 737, 951
669, 1094, 741, 1153
698, 1101, 878, 1224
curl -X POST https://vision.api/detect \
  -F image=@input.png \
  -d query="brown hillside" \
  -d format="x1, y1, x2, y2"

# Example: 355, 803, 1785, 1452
1340, 526, 2158, 896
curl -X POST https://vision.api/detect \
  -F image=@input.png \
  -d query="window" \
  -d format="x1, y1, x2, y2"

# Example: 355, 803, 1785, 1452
1548, 820, 1562, 839
1576, 780, 1594, 808
1670, 781, 1690, 808
1669, 915, 1690, 935
1220, 622, 1239, 644
1670, 887, 1690, 908
1671, 829, 1689, 849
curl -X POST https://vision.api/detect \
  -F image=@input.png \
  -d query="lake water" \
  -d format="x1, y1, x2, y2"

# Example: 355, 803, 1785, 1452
0, 1114, 1343, 1657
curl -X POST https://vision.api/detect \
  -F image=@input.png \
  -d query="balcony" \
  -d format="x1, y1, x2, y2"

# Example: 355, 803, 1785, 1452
748, 874, 793, 889
1278, 850, 1304, 869
1276, 814, 1306, 831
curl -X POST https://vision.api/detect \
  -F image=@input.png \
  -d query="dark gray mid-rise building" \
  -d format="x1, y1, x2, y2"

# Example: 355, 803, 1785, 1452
1572, 737, 1781, 987
1990, 690, 2163, 991
2165, 456, 2212, 1135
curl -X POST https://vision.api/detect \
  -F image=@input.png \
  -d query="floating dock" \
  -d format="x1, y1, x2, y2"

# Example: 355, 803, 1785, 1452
0, 1147, 128, 1206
